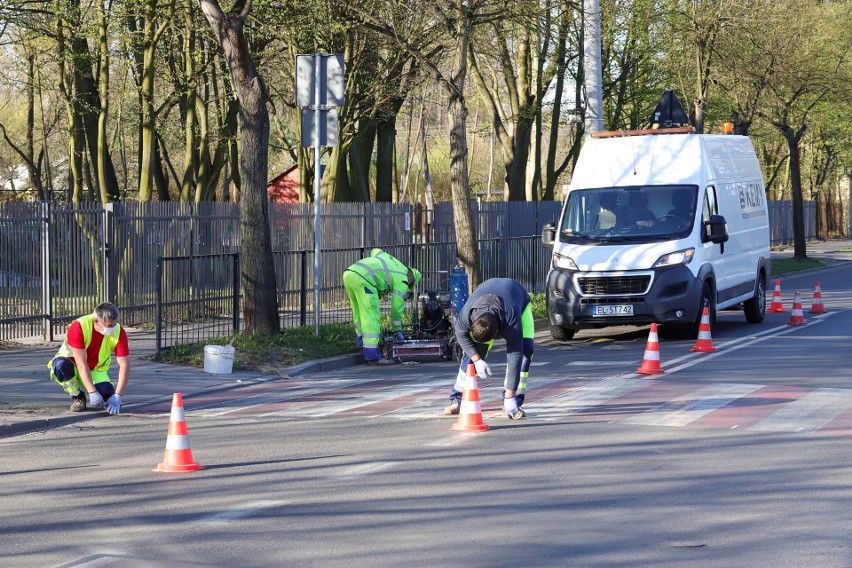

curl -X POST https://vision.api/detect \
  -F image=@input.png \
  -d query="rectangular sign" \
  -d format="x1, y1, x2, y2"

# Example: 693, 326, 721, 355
300, 108, 339, 148
295, 54, 345, 108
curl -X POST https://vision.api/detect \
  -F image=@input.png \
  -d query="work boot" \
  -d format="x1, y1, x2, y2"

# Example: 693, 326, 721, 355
443, 401, 460, 416
70, 393, 87, 412
507, 407, 526, 420
366, 358, 395, 367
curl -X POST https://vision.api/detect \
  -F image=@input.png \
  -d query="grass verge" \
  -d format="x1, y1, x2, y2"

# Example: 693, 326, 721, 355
154, 323, 359, 374
770, 256, 824, 276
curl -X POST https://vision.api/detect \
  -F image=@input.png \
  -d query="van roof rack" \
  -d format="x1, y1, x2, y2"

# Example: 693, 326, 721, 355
591, 126, 696, 139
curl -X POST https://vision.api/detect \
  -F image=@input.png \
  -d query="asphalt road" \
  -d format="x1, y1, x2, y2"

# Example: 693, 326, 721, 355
3, 257, 852, 567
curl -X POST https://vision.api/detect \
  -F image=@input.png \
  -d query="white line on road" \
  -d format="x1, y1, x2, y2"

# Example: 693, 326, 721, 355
330, 461, 399, 479
749, 388, 852, 433
625, 382, 763, 427
191, 500, 286, 524
190, 379, 375, 417
284, 379, 448, 418
529, 377, 649, 420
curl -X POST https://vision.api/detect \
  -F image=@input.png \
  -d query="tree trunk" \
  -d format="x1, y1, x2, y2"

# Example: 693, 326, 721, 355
198, 0, 279, 334
785, 132, 807, 259
375, 117, 396, 202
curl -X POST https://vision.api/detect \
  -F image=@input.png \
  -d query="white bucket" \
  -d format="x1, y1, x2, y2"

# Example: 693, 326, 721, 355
204, 345, 235, 374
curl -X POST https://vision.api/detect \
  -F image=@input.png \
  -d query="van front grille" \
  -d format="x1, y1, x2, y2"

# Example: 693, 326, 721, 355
578, 276, 650, 295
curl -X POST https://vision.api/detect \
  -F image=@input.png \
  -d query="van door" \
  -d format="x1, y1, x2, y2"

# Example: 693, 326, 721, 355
699, 185, 726, 304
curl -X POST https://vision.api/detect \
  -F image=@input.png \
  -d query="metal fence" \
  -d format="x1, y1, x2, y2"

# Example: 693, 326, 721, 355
0, 198, 814, 347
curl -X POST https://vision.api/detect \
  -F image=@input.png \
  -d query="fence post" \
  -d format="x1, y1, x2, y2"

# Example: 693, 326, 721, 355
40, 201, 53, 341
155, 256, 163, 356
233, 253, 240, 335
300, 250, 307, 327
103, 202, 116, 303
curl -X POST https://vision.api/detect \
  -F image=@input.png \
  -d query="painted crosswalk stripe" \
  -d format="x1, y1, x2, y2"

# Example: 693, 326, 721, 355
191, 379, 377, 417
529, 378, 649, 419
331, 461, 399, 479
192, 500, 285, 524
625, 383, 762, 427
284, 379, 448, 417
750, 388, 852, 433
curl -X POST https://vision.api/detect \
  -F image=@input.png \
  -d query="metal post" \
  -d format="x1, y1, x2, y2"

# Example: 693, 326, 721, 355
155, 256, 163, 356
313, 52, 322, 336
40, 201, 53, 341
103, 202, 115, 303
583, 0, 604, 136
232, 253, 240, 335
300, 250, 307, 327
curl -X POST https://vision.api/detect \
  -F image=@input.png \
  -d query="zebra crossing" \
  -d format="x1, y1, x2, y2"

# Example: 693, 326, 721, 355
169, 372, 852, 434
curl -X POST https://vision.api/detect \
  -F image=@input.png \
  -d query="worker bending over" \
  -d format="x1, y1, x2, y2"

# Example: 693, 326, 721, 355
444, 278, 534, 420
343, 248, 421, 365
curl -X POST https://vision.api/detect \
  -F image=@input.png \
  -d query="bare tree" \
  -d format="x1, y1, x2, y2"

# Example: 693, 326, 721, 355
752, 0, 852, 258
198, 0, 280, 334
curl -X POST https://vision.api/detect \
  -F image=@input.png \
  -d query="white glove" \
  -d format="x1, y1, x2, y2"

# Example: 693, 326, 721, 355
107, 394, 123, 415
503, 396, 520, 417
473, 359, 492, 379
87, 390, 105, 408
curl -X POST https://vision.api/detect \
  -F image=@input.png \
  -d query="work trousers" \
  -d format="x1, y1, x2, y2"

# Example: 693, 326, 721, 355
343, 270, 383, 362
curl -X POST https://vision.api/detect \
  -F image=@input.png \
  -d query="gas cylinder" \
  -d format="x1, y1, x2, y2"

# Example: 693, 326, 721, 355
450, 262, 469, 318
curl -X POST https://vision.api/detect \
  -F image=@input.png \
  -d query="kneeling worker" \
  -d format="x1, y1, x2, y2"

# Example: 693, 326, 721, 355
48, 302, 130, 414
343, 248, 421, 365
444, 278, 534, 420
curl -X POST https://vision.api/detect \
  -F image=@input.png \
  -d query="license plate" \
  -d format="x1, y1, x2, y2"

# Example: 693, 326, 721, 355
592, 304, 634, 316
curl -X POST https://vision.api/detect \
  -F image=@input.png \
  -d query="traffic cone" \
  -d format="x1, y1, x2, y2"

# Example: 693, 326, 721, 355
809, 281, 826, 314
767, 278, 786, 313
451, 364, 489, 432
786, 290, 807, 326
690, 307, 717, 352
154, 393, 202, 472
636, 323, 665, 375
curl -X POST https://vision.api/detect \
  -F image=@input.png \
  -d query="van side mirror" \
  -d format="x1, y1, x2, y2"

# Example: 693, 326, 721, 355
705, 215, 729, 244
542, 223, 556, 248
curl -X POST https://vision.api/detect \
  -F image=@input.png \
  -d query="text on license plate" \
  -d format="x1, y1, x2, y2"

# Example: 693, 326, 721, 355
592, 304, 634, 316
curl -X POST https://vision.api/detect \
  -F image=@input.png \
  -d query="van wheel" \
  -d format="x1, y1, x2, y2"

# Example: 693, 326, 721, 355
662, 282, 715, 340
694, 282, 716, 337
744, 274, 766, 323
550, 325, 575, 341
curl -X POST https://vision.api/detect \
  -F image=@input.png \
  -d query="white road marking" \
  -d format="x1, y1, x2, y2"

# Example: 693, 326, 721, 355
330, 461, 399, 479
529, 378, 649, 420
192, 500, 285, 524
750, 388, 852, 433
188, 379, 375, 417
625, 383, 762, 427
284, 379, 448, 418
52, 553, 128, 567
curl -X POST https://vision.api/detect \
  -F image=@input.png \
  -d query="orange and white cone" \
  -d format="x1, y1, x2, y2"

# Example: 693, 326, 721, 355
155, 393, 202, 472
691, 307, 717, 352
786, 290, 807, 327
809, 281, 826, 314
451, 364, 489, 432
767, 278, 786, 313
636, 323, 665, 375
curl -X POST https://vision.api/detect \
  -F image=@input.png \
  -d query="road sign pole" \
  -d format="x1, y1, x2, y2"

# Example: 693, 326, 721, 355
313, 53, 322, 336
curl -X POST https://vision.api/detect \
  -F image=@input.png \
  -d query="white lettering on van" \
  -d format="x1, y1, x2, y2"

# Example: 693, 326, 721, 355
738, 182, 766, 219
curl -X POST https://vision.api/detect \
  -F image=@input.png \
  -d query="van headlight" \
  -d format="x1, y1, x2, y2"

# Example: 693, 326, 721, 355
552, 252, 578, 270
653, 248, 694, 268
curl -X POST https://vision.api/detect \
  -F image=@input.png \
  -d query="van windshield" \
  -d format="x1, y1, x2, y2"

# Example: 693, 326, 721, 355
559, 185, 698, 243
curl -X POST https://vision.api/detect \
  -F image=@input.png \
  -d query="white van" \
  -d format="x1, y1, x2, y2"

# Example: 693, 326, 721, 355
541, 129, 770, 339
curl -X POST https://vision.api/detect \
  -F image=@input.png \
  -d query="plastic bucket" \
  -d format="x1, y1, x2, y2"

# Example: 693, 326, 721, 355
204, 345, 235, 374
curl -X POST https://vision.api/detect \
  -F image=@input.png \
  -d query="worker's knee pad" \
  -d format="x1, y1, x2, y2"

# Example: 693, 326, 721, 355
51, 357, 77, 382
364, 347, 382, 362
94, 381, 115, 400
